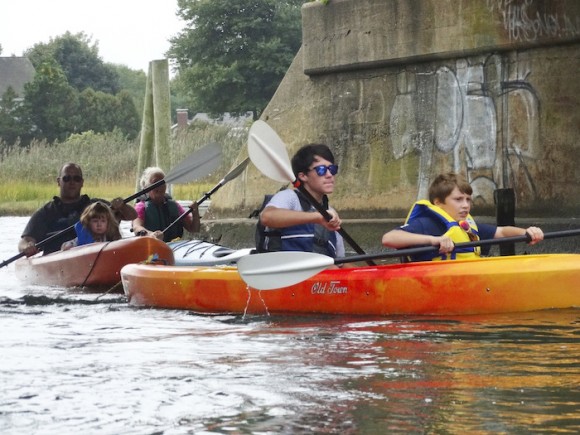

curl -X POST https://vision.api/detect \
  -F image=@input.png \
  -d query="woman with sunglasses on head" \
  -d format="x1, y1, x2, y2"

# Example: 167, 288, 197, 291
18, 163, 136, 257
257, 143, 345, 258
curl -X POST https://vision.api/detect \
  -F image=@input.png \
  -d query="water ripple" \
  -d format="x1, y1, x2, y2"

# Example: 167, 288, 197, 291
1, 217, 579, 434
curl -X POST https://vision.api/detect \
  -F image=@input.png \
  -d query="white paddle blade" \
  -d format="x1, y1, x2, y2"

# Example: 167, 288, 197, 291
237, 252, 335, 290
248, 120, 295, 184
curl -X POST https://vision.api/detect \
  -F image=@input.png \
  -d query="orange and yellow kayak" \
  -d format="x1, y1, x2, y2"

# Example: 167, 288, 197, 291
16, 237, 174, 289
121, 253, 580, 316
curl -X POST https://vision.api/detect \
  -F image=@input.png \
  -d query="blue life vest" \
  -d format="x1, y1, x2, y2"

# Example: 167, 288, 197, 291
74, 221, 95, 246
256, 190, 337, 257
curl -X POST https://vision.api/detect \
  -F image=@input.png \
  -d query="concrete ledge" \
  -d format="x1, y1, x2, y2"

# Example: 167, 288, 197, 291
199, 217, 580, 257
302, 0, 580, 74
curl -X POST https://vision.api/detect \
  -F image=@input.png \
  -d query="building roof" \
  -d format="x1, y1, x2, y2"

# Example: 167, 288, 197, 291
0, 57, 36, 97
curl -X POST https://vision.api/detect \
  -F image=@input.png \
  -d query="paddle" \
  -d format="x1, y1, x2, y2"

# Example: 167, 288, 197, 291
0, 143, 222, 269
237, 229, 580, 290
163, 157, 251, 235
247, 120, 374, 265
125, 142, 222, 203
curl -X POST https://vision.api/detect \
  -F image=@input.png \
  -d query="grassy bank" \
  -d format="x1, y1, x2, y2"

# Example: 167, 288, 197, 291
0, 124, 246, 216
0, 182, 215, 216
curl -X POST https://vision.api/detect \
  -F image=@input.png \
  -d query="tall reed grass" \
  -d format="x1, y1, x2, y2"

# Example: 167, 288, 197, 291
0, 123, 247, 216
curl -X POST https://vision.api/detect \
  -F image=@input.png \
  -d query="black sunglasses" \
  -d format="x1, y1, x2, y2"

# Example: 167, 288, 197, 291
61, 175, 83, 183
309, 164, 339, 176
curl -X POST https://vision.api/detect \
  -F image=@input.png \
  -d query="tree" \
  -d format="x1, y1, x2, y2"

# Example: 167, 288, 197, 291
168, 0, 303, 119
111, 63, 147, 115
22, 60, 80, 143
25, 32, 121, 94
74, 88, 140, 139
19, 35, 142, 143
0, 87, 34, 147
112, 90, 141, 139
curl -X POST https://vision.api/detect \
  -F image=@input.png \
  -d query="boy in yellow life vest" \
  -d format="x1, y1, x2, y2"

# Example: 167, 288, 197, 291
381, 173, 544, 262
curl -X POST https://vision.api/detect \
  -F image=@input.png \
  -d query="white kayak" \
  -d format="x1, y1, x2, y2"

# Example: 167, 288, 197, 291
167, 239, 253, 266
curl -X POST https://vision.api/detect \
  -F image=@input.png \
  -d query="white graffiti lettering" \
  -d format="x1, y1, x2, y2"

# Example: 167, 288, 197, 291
487, 0, 580, 42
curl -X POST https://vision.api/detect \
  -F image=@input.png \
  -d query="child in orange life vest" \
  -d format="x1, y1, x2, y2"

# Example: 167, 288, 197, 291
381, 172, 544, 262
61, 202, 122, 250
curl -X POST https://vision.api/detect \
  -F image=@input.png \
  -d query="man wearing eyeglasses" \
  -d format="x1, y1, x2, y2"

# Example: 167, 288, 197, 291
257, 143, 345, 257
18, 163, 136, 256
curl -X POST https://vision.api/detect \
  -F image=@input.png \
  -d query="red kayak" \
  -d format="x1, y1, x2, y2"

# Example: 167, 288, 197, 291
16, 237, 174, 289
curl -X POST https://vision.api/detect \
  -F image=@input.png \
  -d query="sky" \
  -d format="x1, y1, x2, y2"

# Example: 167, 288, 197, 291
0, 0, 184, 73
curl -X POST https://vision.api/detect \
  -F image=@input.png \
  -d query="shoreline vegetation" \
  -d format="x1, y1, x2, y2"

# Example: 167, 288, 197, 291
3, 123, 576, 219
0, 124, 247, 217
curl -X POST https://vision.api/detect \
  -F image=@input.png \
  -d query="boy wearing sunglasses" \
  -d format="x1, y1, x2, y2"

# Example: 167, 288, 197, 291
19, 163, 136, 256
257, 143, 345, 257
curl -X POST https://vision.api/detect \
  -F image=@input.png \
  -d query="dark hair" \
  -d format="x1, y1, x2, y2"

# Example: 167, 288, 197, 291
291, 144, 335, 176
428, 172, 472, 203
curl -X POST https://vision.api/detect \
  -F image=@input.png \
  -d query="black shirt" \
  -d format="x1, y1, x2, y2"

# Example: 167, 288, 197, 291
21, 195, 107, 255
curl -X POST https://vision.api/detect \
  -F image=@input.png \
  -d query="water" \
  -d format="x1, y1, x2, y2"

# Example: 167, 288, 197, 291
1, 216, 579, 434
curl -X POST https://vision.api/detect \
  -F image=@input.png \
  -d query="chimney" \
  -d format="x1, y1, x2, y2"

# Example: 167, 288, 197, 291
176, 109, 189, 129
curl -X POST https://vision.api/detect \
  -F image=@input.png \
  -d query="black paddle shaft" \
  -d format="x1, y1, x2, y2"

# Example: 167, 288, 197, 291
332, 228, 580, 266
296, 184, 375, 266
162, 158, 250, 235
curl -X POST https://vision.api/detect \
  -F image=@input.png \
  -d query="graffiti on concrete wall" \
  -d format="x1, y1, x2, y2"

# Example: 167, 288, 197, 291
486, 0, 580, 42
388, 53, 541, 205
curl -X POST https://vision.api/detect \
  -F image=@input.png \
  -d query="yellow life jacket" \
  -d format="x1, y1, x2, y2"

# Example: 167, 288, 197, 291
404, 200, 480, 261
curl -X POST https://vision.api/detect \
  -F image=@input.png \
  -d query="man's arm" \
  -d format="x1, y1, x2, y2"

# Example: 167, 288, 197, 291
19, 236, 39, 256
19, 207, 48, 256
110, 197, 138, 221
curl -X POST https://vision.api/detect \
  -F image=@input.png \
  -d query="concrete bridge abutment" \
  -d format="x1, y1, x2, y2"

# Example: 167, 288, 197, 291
211, 0, 580, 225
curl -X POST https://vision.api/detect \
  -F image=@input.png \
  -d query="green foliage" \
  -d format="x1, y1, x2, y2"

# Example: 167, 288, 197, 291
22, 59, 80, 142
0, 124, 248, 215
0, 87, 33, 146
169, 77, 191, 122
169, 0, 303, 118
25, 32, 121, 94
115, 90, 141, 138
77, 88, 114, 133
0, 124, 246, 186
0, 130, 138, 185
111, 64, 147, 115
9, 33, 143, 145
17, 59, 141, 145
76, 89, 140, 139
